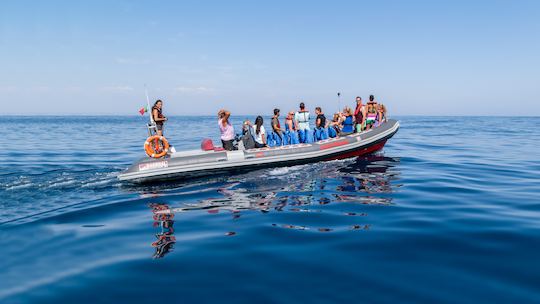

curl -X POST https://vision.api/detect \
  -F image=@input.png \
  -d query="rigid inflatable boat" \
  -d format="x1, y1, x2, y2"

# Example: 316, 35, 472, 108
118, 119, 399, 183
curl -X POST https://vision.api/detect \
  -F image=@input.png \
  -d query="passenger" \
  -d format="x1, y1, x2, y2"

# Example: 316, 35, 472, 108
341, 106, 354, 135
378, 104, 387, 123
283, 111, 300, 144
330, 113, 341, 134
271, 108, 283, 142
152, 100, 167, 136
365, 95, 378, 130
315, 107, 326, 128
353, 96, 365, 133
284, 111, 297, 132
295, 102, 310, 131
313, 107, 328, 141
217, 109, 236, 151
251, 116, 267, 148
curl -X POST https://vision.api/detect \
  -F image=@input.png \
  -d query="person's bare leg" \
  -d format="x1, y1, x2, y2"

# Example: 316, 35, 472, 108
155, 129, 164, 152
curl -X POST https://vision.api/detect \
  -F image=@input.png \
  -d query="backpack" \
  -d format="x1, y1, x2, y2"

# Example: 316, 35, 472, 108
242, 126, 256, 149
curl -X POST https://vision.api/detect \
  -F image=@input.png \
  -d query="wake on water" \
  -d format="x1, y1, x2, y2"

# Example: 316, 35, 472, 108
0, 155, 394, 227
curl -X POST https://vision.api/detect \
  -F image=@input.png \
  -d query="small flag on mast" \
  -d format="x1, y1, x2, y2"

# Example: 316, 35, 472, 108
139, 106, 149, 115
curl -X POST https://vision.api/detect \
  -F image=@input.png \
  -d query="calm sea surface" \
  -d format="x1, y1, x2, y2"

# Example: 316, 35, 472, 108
0, 116, 539, 303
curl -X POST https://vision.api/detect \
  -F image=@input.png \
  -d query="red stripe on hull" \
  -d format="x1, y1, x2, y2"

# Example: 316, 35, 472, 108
320, 140, 348, 150
325, 140, 387, 161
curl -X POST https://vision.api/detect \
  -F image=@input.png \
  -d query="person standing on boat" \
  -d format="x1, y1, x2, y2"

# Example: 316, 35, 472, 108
354, 96, 365, 132
295, 102, 310, 131
365, 95, 378, 130
271, 108, 283, 142
295, 102, 311, 143
152, 100, 167, 136
218, 109, 236, 151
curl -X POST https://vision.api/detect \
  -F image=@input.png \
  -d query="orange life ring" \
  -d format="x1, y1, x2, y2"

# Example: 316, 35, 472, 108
144, 135, 170, 158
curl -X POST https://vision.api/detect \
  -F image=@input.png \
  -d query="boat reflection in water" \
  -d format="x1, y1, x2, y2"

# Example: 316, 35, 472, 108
334, 155, 398, 205
150, 203, 176, 259
148, 155, 400, 256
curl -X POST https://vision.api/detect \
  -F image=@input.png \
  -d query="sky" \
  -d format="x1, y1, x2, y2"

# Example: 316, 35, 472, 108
0, 0, 539, 116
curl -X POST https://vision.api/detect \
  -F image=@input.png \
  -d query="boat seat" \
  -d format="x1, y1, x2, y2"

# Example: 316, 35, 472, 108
201, 138, 225, 151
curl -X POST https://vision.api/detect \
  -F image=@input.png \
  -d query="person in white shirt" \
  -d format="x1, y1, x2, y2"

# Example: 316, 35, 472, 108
251, 116, 267, 148
294, 102, 310, 131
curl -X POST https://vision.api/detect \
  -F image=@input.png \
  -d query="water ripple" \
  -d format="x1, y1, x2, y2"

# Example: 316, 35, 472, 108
1, 116, 539, 303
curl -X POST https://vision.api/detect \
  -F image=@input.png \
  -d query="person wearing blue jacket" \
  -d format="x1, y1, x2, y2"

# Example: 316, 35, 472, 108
341, 106, 355, 135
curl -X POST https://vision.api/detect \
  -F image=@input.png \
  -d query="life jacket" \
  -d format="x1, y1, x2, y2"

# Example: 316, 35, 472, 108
354, 105, 364, 123
285, 119, 296, 131
297, 111, 309, 123
315, 114, 326, 128
296, 111, 310, 130
342, 116, 354, 133
152, 106, 164, 125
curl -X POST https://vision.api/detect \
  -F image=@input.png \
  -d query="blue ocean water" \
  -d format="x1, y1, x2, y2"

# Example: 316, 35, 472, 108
0, 115, 539, 303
